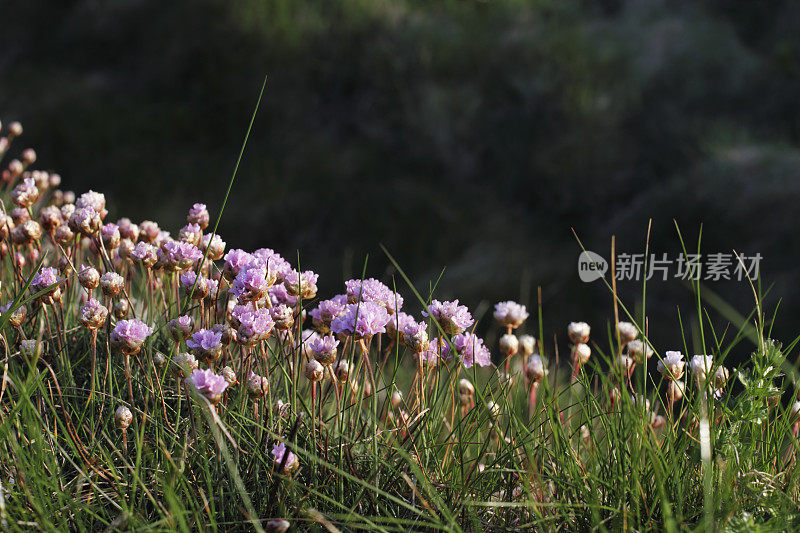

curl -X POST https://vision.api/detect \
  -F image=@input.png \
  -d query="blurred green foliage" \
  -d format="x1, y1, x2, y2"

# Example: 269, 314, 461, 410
3, 0, 800, 357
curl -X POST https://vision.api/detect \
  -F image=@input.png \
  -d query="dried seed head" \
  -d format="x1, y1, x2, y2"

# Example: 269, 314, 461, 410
115, 405, 133, 430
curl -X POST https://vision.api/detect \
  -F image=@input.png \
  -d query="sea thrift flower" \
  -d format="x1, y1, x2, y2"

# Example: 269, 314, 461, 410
39, 205, 62, 232
284, 270, 318, 299
247, 372, 269, 398
572, 343, 591, 365
100, 272, 125, 297
19, 339, 44, 361
185, 368, 229, 405
76, 190, 107, 218
400, 320, 429, 353
667, 380, 685, 403
253, 248, 291, 281
31, 267, 62, 304
186, 329, 224, 364
131, 242, 158, 268
493, 301, 529, 329
11, 220, 42, 245
385, 311, 417, 338
310, 335, 339, 366
657, 351, 685, 381
525, 354, 546, 382
499, 333, 519, 357
201, 233, 226, 260
309, 294, 348, 333
271, 442, 299, 474
160, 240, 202, 271
78, 265, 100, 290
168, 315, 194, 342
422, 299, 474, 335
212, 323, 233, 346
567, 322, 591, 344
627, 340, 653, 365
101, 223, 120, 249
187, 203, 210, 229
268, 283, 297, 307
79, 298, 108, 330
614, 354, 635, 378
180, 271, 212, 300
296, 329, 320, 358
111, 319, 153, 355
345, 278, 403, 314
690, 354, 714, 385
331, 302, 391, 340
0, 303, 26, 328
270, 304, 295, 331
118, 218, 140, 241
178, 223, 202, 245
172, 352, 199, 378
452, 333, 492, 368
115, 406, 133, 429
416, 344, 440, 369
519, 335, 536, 357
68, 206, 102, 235
617, 322, 639, 344
230, 265, 273, 301
219, 366, 237, 386
11, 177, 38, 208
222, 249, 254, 281
138, 220, 160, 243
236, 308, 275, 346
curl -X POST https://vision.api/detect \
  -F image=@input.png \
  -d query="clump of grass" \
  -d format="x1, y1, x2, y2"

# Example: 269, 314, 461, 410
0, 114, 799, 532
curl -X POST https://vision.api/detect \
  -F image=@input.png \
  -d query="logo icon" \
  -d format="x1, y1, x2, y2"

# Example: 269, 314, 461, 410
578, 251, 608, 282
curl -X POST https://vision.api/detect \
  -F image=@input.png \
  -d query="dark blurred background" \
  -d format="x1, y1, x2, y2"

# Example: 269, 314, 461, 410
3, 0, 800, 363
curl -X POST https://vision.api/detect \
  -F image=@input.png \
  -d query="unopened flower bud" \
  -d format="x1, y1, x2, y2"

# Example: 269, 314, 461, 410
499, 333, 519, 358
617, 322, 638, 344
519, 334, 536, 357
627, 340, 653, 365
247, 372, 269, 398
115, 405, 133, 430
172, 352, 198, 378
567, 321, 590, 344
113, 299, 130, 319
712, 366, 729, 389
265, 519, 290, 533
78, 266, 100, 290
572, 343, 591, 365
333, 359, 350, 382
391, 390, 403, 408
525, 354, 546, 382
305, 359, 324, 382
221, 366, 238, 386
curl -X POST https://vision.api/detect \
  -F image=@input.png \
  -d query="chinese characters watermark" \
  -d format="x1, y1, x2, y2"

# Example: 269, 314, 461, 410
577, 251, 761, 283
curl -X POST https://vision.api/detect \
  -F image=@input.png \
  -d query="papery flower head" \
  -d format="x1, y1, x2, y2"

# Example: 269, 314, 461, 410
68, 206, 101, 236
452, 333, 491, 369
400, 320, 429, 353
79, 298, 108, 330
493, 301, 529, 329
253, 248, 291, 282
222, 249, 254, 281
627, 340, 653, 365
657, 351, 685, 381
422, 299, 474, 335
345, 278, 403, 314
76, 190, 107, 218
309, 294, 348, 333
101, 223, 120, 249
617, 321, 639, 344
31, 267, 62, 304
187, 203, 210, 229
310, 335, 339, 366
525, 354, 546, 382
131, 241, 158, 268
160, 240, 202, 271
201, 233, 226, 260
230, 265, 273, 302
690, 354, 714, 384
11, 177, 38, 208
186, 328, 224, 364
185, 368, 229, 405
178, 223, 202, 245
567, 322, 591, 344
39, 205, 63, 232
385, 311, 417, 338
268, 283, 297, 308
100, 271, 125, 297
270, 304, 295, 331
271, 442, 299, 473
111, 319, 153, 355
167, 315, 195, 341
331, 302, 391, 340
236, 308, 274, 346
284, 270, 319, 299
